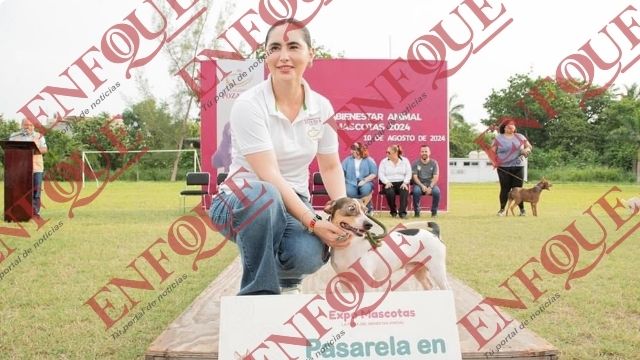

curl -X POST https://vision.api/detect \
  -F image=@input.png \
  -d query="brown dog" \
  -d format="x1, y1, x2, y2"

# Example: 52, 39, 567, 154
507, 178, 552, 217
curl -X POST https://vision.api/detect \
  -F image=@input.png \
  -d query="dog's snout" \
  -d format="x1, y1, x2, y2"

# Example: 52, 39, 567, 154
364, 221, 373, 230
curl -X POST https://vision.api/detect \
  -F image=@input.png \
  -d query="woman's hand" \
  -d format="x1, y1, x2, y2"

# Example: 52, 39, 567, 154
313, 220, 352, 248
357, 180, 366, 187
400, 183, 409, 191
385, 182, 392, 189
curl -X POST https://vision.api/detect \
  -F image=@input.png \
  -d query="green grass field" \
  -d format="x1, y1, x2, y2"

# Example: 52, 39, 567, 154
0, 181, 638, 359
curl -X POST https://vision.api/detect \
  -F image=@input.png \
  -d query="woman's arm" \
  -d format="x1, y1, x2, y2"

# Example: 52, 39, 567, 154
378, 160, 388, 185
317, 152, 346, 200
519, 134, 532, 156
363, 158, 377, 182
246, 150, 350, 248
245, 150, 311, 223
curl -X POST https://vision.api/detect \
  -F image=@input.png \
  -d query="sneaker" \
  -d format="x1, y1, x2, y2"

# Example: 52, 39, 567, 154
280, 285, 301, 295
497, 209, 505, 217
366, 209, 374, 216
519, 210, 526, 217
414, 211, 420, 218
399, 213, 408, 219
391, 213, 398, 218
431, 213, 438, 218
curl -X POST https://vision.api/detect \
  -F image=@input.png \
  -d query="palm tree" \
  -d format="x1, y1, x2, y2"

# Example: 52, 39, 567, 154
448, 94, 465, 129
623, 83, 640, 100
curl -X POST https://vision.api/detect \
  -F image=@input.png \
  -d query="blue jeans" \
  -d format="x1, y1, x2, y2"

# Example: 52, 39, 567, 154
412, 184, 440, 215
346, 181, 374, 211
33, 172, 43, 215
209, 181, 328, 295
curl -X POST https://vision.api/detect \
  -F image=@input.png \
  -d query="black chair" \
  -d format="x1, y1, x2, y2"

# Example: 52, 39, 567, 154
180, 172, 210, 212
216, 172, 228, 186
309, 172, 328, 209
376, 181, 388, 211
211, 172, 228, 197
376, 180, 413, 211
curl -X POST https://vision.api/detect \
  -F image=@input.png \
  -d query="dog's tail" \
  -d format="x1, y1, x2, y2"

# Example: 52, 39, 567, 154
427, 222, 440, 238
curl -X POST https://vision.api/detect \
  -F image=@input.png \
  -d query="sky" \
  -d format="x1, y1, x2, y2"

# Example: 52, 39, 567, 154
1, 0, 639, 127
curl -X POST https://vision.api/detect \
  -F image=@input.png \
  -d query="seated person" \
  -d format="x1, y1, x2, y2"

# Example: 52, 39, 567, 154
342, 142, 377, 214
411, 144, 440, 217
378, 144, 411, 219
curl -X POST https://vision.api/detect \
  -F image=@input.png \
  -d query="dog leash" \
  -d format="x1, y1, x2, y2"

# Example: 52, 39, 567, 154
364, 214, 388, 248
496, 166, 528, 183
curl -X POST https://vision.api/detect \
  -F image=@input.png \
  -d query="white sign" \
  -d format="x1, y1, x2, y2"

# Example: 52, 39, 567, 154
219, 290, 461, 360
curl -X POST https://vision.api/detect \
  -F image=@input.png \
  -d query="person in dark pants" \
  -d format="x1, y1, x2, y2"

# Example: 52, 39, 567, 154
411, 145, 440, 217
9, 119, 47, 219
378, 144, 412, 218
492, 119, 532, 216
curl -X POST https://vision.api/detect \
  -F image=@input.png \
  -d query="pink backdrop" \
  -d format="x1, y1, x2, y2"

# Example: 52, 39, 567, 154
201, 59, 448, 211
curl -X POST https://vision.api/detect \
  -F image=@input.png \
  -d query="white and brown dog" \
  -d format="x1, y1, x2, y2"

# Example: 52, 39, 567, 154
324, 198, 450, 290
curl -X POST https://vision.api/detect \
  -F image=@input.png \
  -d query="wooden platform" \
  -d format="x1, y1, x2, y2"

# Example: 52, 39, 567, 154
145, 257, 558, 359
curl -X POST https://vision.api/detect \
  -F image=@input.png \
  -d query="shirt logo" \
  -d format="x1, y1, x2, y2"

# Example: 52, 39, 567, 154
304, 117, 322, 126
304, 117, 322, 141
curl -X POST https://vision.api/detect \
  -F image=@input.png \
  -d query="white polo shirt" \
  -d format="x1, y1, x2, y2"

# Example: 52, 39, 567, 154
222, 76, 338, 199
378, 157, 412, 184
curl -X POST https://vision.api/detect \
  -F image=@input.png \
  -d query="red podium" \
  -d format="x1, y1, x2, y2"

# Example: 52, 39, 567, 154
1, 140, 40, 222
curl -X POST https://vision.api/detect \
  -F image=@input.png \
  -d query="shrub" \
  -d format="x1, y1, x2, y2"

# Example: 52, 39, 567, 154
529, 166, 635, 182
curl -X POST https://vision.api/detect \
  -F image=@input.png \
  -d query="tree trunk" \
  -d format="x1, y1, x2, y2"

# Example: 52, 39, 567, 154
170, 96, 195, 181
170, 134, 185, 181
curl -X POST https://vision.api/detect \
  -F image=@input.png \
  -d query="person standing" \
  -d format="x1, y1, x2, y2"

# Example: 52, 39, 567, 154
342, 142, 377, 214
9, 119, 47, 218
378, 144, 412, 218
208, 19, 350, 295
411, 145, 440, 217
492, 119, 532, 216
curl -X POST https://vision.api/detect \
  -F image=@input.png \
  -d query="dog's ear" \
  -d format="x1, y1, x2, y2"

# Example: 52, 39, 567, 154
621, 198, 629, 208
358, 199, 368, 213
323, 200, 335, 214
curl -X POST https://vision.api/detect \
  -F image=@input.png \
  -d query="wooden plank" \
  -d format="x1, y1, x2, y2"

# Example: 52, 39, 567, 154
146, 256, 558, 359
145, 257, 242, 360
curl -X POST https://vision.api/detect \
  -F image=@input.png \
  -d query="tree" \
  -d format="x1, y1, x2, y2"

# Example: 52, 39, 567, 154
70, 113, 135, 170
599, 92, 640, 181
0, 118, 20, 169
122, 99, 177, 151
482, 73, 616, 170
151, 0, 221, 181
448, 94, 465, 128
620, 84, 640, 182
448, 95, 477, 157
42, 128, 82, 173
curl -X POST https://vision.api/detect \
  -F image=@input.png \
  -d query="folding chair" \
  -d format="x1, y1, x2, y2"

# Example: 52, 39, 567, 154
376, 181, 413, 211
180, 172, 210, 212
309, 172, 329, 209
